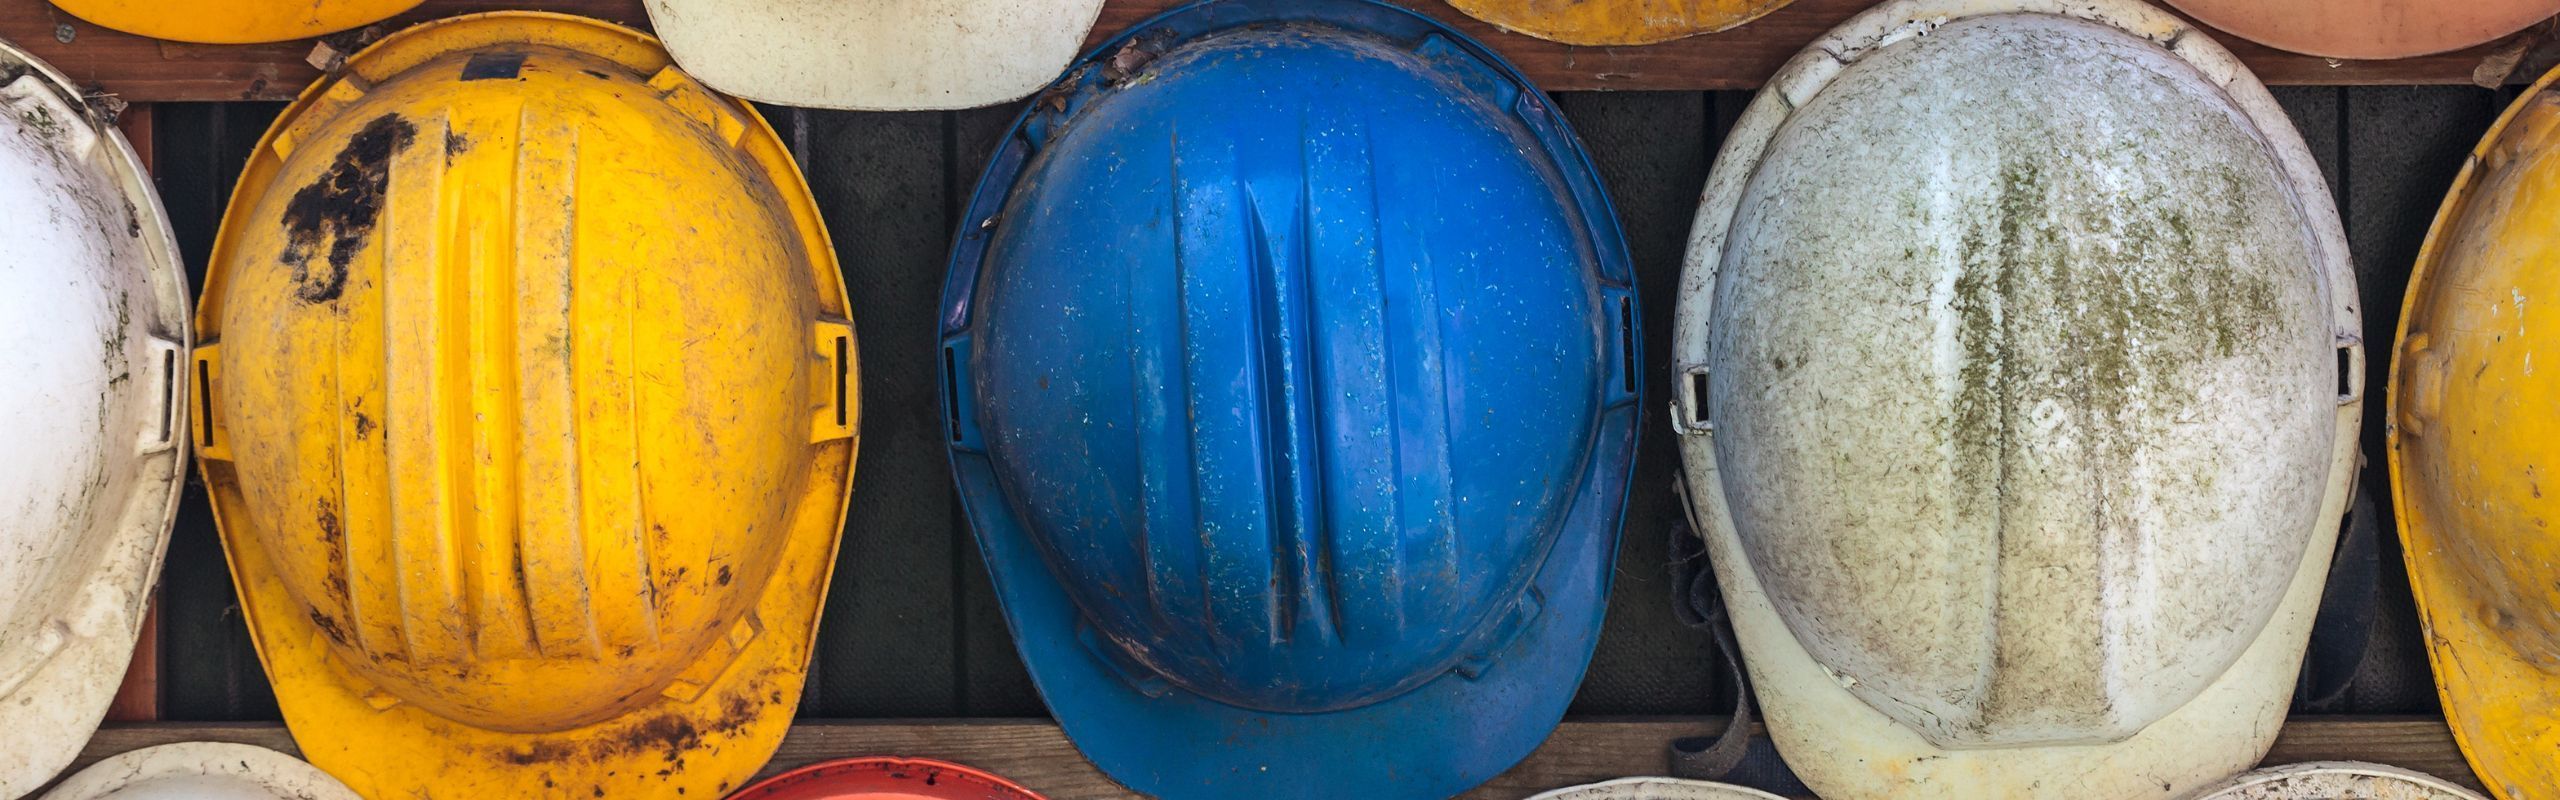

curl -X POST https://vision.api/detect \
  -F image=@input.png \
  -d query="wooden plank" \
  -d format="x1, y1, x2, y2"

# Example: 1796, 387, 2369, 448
103, 102, 157, 724
66, 717, 2478, 799
0, 0, 2523, 102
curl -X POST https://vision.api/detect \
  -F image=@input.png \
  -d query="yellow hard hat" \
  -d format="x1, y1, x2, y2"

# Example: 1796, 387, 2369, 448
2392, 62, 2560, 800
1442, 0, 1796, 46
49, 0, 423, 44
191, 11, 856, 800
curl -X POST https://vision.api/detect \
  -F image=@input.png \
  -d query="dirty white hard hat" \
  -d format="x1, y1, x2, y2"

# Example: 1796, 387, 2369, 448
0, 36, 189, 800
2180, 762, 2489, 800
1669, 0, 2359, 797
38, 743, 360, 800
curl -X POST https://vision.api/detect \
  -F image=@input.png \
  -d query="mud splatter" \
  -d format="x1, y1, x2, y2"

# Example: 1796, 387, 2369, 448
501, 740, 578, 766
279, 113, 415, 304
308, 609, 349, 645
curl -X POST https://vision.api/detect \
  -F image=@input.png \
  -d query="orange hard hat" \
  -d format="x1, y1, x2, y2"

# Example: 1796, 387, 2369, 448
2164, 0, 2560, 60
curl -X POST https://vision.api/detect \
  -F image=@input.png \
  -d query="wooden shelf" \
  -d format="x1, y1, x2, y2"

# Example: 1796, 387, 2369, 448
0, 0, 2515, 102
70, 716, 2478, 798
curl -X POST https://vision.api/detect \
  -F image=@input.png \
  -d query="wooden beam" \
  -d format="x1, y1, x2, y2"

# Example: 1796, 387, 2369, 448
0, 0, 2517, 102
67, 717, 2479, 798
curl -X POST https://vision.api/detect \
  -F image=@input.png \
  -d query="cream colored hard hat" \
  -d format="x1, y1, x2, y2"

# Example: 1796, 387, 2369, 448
2179, 762, 2487, 800
38, 744, 360, 800
640, 0, 1106, 110
1671, 0, 2358, 796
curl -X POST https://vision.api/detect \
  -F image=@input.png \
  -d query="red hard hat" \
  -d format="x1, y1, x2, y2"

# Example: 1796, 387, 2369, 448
727, 758, 1047, 800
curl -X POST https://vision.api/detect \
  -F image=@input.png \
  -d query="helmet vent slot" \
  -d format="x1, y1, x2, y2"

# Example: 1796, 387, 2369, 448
1617, 295, 1636, 396
195, 355, 214, 447
158, 347, 176, 445
943, 345, 964, 443
2335, 338, 2364, 405
834, 334, 850, 429
1689, 369, 1711, 428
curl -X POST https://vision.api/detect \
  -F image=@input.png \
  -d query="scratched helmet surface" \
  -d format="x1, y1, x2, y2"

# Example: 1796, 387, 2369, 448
1671, 0, 2359, 797
941, 0, 1638, 797
194, 13, 856, 800
50, 0, 424, 44
2392, 63, 2560, 800
0, 37, 187, 800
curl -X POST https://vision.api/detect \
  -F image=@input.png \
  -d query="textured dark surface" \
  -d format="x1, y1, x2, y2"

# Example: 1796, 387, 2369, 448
152, 86, 2492, 724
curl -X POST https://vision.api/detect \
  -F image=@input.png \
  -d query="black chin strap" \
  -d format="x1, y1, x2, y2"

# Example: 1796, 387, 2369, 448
1666, 480, 1756, 781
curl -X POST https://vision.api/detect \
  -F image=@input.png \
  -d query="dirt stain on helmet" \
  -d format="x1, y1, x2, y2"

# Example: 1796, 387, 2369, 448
280, 113, 416, 304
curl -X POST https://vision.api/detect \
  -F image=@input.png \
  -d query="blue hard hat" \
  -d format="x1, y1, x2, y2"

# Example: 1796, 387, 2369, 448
938, 0, 1639, 797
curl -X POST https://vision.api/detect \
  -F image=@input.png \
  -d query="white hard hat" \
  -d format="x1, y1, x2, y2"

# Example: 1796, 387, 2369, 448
1671, 0, 2358, 796
639, 0, 1106, 110
2180, 762, 2488, 800
39, 744, 360, 800
0, 35, 189, 799
1527, 778, 1790, 800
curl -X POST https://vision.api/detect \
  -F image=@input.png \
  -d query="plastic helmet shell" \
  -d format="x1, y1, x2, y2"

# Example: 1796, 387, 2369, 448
2161, 0, 2560, 61
941, 0, 1639, 796
194, 12, 856, 800
727, 757, 1048, 800
1671, 0, 2358, 796
50, 0, 423, 44
640, 0, 1105, 110
2177, 762, 2489, 800
2391, 61, 2560, 800
1443, 0, 1797, 46
37, 743, 361, 800
1527, 778, 1790, 800
0, 37, 188, 800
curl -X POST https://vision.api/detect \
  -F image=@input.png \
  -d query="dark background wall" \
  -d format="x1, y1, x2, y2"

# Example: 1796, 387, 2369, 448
146, 85, 2506, 721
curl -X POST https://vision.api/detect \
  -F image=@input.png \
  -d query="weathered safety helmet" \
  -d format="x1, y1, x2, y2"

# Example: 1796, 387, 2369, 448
0, 37, 187, 800
728, 757, 1048, 800
2160, 0, 2560, 60
2178, 762, 2488, 800
1528, 778, 1788, 800
941, 0, 1639, 796
1671, 0, 2359, 797
49, 0, 422, 44
37, 743, 361, 800
1443, 0, 1795, 46
639, 0, 1105, 110
2391, 62, 2560, 800
194, 12, 856, 799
